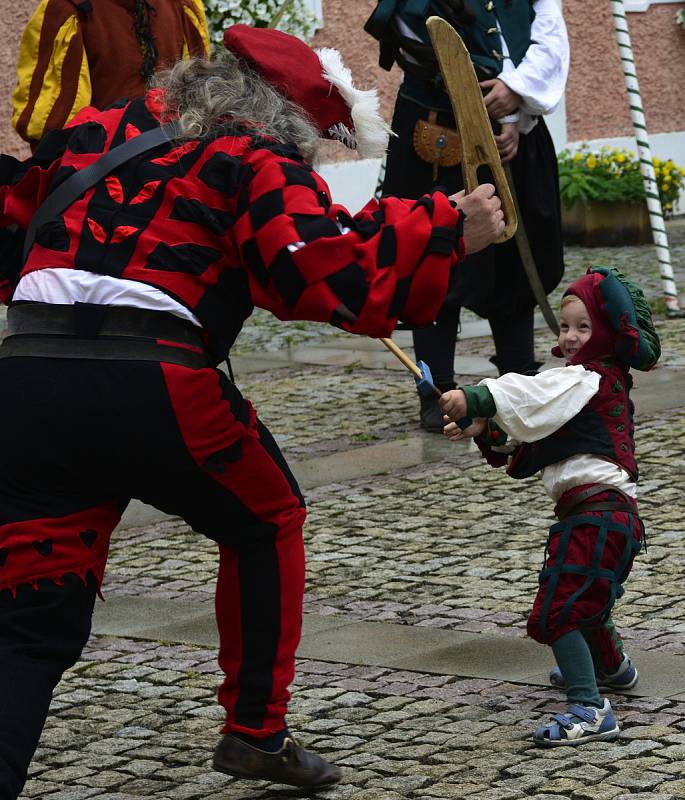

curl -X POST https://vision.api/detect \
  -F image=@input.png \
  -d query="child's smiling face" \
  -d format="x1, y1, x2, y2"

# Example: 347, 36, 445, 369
558, 297, 593, 360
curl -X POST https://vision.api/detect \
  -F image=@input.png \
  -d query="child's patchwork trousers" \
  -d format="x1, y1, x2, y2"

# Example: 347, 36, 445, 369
527, 484, 644, 672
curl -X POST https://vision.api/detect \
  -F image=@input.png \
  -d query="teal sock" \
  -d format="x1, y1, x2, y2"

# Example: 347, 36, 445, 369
552, 630, 602, 708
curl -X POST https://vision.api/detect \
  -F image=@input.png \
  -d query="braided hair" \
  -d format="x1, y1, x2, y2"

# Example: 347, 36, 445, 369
132, 0, 159, 82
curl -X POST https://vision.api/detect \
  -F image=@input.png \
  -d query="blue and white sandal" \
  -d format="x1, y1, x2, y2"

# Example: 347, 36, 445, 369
549, 656, 639, 691
533, 699, 620, 747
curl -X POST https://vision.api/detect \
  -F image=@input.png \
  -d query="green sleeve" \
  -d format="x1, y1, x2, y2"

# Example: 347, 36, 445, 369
463, 384, 497, 418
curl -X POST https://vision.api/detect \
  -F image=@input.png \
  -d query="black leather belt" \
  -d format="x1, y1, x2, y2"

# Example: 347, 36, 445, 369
0, 303, 209, 369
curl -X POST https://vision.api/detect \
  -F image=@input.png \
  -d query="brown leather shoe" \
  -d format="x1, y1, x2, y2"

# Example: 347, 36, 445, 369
212, 734, 342, 788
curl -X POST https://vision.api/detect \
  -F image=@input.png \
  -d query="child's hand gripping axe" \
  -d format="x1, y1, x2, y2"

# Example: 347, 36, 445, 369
379, 338, 473, 431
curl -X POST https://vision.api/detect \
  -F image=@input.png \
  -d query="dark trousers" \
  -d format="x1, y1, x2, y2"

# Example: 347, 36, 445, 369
0, 575, 96, 800
528, 487, 643, 657
0, 355, 306, 798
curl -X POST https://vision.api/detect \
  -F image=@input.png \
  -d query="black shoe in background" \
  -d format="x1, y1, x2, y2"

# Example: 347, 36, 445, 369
419, 394, 444, 433
418, 381, 455, 433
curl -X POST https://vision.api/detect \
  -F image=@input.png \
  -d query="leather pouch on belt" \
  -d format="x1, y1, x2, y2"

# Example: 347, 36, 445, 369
412, 111, 461, 179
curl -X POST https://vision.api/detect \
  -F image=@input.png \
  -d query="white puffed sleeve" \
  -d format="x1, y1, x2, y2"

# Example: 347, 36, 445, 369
498, 0, 569, 117
480, 365, 600, 443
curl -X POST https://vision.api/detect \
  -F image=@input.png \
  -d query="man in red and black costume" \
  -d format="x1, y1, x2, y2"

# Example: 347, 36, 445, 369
0, 25, 504, 797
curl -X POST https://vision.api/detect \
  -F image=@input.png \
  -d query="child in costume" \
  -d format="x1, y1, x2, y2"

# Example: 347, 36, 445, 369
440, 266, 660, 746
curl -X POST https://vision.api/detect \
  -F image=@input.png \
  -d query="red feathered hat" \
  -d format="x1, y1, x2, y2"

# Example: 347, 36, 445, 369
223, 24, 390, 159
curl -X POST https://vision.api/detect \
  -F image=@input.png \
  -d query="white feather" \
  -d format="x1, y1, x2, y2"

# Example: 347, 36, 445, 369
315, 47, 391, 159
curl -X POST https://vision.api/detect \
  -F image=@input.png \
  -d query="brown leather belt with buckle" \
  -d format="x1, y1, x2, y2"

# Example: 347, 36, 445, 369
555, 483, 637, 521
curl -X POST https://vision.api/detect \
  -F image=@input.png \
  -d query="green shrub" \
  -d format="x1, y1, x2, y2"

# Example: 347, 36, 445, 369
558, 144, 685, 217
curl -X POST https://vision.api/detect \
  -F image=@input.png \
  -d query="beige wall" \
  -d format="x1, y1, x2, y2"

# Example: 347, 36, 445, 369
565, 0, 685, 141
313, 0, 401, 127
1, 0, 684, 160
311, 0, 401, 162
0, 0, 32, 158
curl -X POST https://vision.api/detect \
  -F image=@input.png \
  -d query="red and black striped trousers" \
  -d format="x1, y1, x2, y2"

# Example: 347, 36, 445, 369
0, 354, 305, 798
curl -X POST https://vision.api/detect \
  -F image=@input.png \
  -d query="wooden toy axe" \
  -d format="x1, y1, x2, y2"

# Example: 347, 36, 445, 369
380, 337, 472, 430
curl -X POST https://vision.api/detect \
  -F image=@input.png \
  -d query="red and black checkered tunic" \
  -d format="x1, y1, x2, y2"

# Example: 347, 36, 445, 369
1, 90, 466, 355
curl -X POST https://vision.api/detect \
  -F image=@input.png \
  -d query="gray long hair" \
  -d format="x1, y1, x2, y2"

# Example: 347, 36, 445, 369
152, 54, 321, 161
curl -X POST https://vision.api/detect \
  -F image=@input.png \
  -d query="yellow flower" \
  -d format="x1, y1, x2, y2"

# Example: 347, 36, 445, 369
615, 153, 626, 163
586, 155, 598, 169
574, 152, 583, 162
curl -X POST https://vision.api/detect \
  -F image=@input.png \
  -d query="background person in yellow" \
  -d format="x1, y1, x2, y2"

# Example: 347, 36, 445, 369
12, 0, 210, 147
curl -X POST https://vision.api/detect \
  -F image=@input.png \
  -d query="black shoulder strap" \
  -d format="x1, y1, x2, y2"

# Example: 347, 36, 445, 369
24, 121, 181, 262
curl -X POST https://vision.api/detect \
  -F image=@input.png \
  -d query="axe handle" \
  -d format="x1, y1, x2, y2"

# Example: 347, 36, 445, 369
380, 337, 440, 397
379, 338, 474, 430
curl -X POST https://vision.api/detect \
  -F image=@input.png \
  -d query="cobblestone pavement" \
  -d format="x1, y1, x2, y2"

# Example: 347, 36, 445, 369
24, 638, 685, 800
102, 407, 685, 650
19, 228, 685, 798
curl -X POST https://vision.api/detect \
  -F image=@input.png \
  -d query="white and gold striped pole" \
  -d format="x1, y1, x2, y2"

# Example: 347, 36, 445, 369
610, 0, 681, 314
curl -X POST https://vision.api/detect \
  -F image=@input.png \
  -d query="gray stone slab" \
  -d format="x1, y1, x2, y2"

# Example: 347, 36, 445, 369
258, 343, 406, 370
290, 435, 474, 490
115, 435, 474, 529
92, 596, 685, 699
632, 366, 685, 416
609, 650, 685, 698
235, 330, 519, 376
92, 595, 212, 639
297, 620, 478, 667
453, 355, 498, 376
93, 599, 357, 647
241, 337, 498, 376
301, 614, 359, 636
393, 635, 556, 681
526, 649, 685, 698
231, 354, 293, 375
118, 499, 172, 530
118, 441, 474, 520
